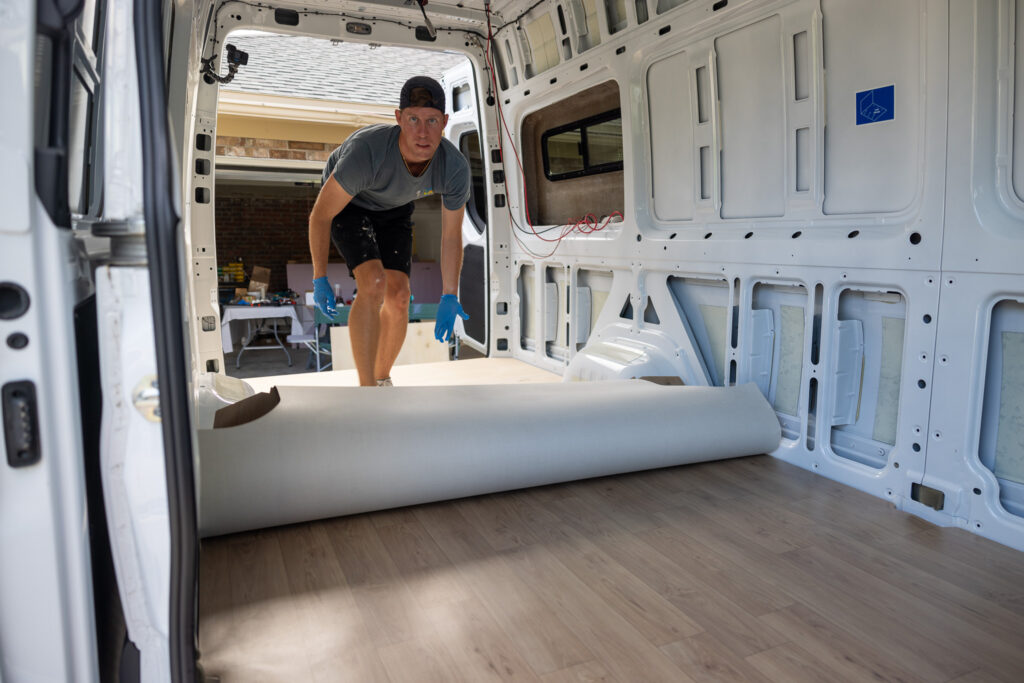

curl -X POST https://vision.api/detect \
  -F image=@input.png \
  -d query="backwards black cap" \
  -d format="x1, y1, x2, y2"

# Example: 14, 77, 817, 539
399, 75, 446, 113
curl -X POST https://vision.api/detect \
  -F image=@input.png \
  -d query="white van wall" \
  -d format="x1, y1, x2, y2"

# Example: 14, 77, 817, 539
170, 0, 1024, 551
483, 0, 1024, 551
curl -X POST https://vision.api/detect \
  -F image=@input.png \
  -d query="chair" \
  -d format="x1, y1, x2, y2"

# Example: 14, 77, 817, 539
285, 293, 333, 371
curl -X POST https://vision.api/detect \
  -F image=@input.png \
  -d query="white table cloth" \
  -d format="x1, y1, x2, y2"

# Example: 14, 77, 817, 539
220, 305, 303, 354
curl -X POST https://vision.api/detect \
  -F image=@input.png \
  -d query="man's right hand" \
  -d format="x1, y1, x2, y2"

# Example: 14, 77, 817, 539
313, 276, 337, 317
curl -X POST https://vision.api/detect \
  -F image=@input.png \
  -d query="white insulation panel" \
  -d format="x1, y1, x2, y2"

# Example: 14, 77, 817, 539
648, 50, 694, 220
774, 304, 805, 417
996, 332, 1024, 484
198, 381, 782, 537
716, 15, 786, 218
821, 0, 921, 214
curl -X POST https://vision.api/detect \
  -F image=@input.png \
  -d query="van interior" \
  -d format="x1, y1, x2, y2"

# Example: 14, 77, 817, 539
21, 0, 1024, 680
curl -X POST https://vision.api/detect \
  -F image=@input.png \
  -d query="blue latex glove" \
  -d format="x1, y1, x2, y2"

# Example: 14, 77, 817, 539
435, 294, 469, 343
312, 276, 337, 317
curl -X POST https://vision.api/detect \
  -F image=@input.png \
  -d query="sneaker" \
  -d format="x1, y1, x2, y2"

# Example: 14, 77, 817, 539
376, 377, 393, 387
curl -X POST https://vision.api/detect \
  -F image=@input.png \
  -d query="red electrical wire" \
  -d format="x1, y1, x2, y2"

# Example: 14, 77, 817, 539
483, 5, 621, 259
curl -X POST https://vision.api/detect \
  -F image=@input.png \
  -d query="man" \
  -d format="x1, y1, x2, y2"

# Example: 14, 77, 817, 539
308, 76, 470, 387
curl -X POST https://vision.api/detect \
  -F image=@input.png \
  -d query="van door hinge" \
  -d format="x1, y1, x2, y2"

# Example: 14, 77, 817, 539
3, 381, 41, 467
132, 375, 162, 422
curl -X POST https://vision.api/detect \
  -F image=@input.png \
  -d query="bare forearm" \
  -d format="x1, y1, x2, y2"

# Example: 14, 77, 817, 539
440, 206, 465, 295
309, 214, 332, 279
308, 176, 353, 279
441, 236, 463, 295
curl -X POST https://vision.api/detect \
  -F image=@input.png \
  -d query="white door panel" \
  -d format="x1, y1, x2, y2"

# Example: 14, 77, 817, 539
95, 266, 171, 683
0, 1, 99, 680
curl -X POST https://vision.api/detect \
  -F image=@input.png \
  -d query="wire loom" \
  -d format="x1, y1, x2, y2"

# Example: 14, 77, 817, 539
483, 2, 624, 259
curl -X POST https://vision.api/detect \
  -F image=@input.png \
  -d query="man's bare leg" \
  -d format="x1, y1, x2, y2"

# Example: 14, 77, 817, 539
349, 260, 387, 386
375, 269, 411, 382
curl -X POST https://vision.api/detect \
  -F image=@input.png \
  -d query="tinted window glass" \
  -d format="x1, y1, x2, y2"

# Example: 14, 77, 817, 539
542, 110, 623, 180
587, 119, 623, 166
546, 129, 585, 176
453, 83, 472, 111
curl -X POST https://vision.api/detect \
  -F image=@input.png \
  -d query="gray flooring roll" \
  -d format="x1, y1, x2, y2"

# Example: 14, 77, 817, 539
197, 381, 781, 537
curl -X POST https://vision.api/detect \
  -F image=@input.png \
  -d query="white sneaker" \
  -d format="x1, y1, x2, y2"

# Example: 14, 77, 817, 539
376, 377, 393, 387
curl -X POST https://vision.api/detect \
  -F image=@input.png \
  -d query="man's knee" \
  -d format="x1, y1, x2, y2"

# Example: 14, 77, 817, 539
384, 275, 411, 307
354, 263, 387, 304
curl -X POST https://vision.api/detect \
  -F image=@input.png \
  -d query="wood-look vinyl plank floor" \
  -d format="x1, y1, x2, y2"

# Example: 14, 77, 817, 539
199, 456, 1024, 682
414, 503, 594, 676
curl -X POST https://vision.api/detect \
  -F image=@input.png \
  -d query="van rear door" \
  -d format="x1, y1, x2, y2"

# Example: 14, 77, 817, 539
443, 61, 489, 354
1, 1, 103, 679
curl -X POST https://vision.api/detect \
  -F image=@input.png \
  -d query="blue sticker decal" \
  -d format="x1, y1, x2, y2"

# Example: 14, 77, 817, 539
856, 85, 894, 125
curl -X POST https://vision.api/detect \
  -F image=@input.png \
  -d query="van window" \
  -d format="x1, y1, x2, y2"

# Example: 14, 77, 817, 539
68, 71, 94, 214
541, 109, 623, 181
35, 0, 105, 223
452, 83, 472, 112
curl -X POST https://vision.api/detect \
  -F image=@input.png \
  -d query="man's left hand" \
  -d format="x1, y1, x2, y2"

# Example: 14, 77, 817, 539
435, 294, 469, 343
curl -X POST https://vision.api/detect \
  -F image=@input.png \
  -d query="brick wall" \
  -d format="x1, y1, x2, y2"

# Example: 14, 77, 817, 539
215, 136, 338, 293
215, 184, 335, 293
216, 136, 333, 161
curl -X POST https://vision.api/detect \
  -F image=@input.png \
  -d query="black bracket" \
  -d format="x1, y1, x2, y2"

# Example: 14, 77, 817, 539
4, 381, 41, 467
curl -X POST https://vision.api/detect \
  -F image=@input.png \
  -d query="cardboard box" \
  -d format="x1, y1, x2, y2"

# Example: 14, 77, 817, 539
249, 265, 271, 298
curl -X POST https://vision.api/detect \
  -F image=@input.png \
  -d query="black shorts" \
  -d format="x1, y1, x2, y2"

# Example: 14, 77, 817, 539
330, 201, 415, 277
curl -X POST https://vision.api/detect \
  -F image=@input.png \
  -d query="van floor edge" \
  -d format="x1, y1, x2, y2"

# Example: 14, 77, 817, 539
197, 455, 1024, 683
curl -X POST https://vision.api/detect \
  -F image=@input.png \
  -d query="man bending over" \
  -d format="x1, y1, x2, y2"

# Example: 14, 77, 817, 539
308, 76, 470, 386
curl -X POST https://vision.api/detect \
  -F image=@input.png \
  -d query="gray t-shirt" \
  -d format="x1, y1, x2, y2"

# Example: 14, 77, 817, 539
322, 124, 471, 212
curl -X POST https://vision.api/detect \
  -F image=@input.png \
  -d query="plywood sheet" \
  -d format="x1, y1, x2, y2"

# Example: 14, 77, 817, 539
328, 321, 449, 371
